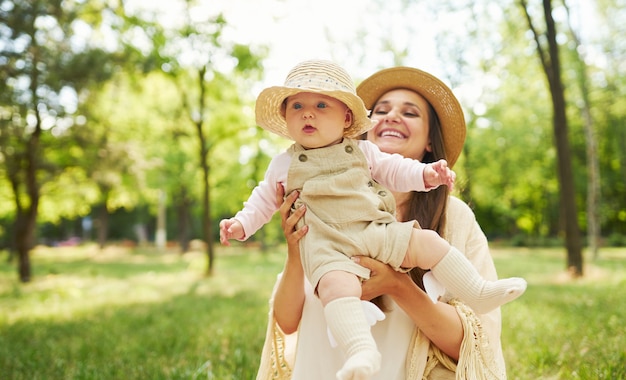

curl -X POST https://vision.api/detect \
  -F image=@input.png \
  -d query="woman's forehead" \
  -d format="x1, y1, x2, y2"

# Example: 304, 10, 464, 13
376, 88, 427, 105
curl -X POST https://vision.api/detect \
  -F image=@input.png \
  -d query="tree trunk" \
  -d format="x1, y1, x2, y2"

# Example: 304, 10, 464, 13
193, 66, 215, 276
563, 1, 601, 259
175, 187, 192, 254
520, 0, 584, 276
13, 99, 42, 282
204, 163, 215, 276
541, 0, 584, 275
583, 91, 600, 259
96, 202, 110, 249
198, 124, 214, 275
156, 190, 167, 250
12, 143, 40, 282
14, 211, 36, 283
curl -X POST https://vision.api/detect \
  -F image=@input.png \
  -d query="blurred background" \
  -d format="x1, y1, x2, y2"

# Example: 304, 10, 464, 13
1, 0, 625, 282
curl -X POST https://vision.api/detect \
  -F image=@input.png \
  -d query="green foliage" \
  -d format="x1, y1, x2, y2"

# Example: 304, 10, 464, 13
0, 0, 140, 233
2, 0, 626, 264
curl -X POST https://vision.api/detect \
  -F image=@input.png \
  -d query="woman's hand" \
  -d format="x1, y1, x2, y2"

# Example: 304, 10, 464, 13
276, 183, 308, 252
352, 256, 412, 301
353, 256, 463, 360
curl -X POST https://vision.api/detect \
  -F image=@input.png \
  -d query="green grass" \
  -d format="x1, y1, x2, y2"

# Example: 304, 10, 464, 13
495, 248, 626, 380
1, 245, 625, 379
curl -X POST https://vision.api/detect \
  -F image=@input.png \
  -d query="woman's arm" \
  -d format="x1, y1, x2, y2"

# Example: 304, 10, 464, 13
272, 184, 309, 334
355, 256, 464, 360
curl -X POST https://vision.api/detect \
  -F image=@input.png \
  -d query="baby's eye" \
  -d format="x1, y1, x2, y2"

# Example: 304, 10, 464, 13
293, 103, 303, 110
316, 102, 327, 109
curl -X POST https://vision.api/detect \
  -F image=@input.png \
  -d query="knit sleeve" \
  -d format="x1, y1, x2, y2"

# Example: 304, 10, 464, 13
421, 300, 506, 380
432, 196, 507, 379
256, 274, 295, 380
357, 139, 429, 192
234, 151, 290, 240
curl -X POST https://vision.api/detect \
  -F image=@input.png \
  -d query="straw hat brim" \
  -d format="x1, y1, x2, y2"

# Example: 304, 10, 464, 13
356, 67, 466, 167
255, 87, 374, 140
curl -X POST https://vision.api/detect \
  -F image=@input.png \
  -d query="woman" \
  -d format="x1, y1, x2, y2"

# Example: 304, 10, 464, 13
256, 67, 507, 379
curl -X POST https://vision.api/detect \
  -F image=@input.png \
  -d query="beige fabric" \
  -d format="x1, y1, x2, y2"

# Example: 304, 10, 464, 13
256, 196, 506, 379
287, 139, 415, 289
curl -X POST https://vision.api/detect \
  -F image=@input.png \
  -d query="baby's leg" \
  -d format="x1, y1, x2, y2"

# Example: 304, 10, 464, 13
403, 228, 527, 314
317, 270, 362, 306
319, 271, 380, 380
401, 228, 451, 269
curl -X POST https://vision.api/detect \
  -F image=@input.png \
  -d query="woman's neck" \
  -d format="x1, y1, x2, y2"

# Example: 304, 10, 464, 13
392, 191, 411, 222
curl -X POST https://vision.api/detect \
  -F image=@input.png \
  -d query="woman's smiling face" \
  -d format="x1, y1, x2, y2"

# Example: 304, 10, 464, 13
366, 88, 431, 161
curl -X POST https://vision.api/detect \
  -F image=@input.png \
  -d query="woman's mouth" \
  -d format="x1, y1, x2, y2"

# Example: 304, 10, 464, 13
379, 129, 406, 139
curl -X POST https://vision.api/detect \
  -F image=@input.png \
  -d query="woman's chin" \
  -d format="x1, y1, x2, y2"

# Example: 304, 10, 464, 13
375, 138, 405, 154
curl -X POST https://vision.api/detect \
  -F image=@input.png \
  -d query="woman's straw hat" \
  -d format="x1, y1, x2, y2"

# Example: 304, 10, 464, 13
255, 60, 374, 140
356, 67, 466, 167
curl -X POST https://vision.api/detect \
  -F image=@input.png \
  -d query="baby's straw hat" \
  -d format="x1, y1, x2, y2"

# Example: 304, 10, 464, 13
255, 59, 374, 140
357, 67, 467, 167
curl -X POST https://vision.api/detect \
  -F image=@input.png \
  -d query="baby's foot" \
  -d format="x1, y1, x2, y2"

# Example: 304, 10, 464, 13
336, 350, 380, 380
473, 277, 527, 313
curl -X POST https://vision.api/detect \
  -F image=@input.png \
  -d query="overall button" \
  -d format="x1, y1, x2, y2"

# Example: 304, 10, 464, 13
298, 154, 308, 162
367, 181, 374, 187
345, 145, 354, 154
377, 190, 387, 197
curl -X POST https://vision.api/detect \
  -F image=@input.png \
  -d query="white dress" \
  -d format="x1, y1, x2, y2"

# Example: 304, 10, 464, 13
256, 196, 507, 380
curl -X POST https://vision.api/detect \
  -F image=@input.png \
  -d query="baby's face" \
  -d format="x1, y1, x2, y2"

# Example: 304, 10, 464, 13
284, 92, 352, 149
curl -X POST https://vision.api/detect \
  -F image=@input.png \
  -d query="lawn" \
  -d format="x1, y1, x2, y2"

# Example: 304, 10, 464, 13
1, 244, 625, 379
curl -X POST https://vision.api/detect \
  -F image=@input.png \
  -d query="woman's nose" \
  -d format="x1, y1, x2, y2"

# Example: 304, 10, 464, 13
385, 108, 401, 122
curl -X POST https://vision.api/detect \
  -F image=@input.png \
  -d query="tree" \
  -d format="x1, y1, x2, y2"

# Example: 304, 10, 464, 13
176, 25, 264, 275
0, 0, 126, 281
129, 1, 265, 274
562, 0, 601, 258
519, 0, 583, 275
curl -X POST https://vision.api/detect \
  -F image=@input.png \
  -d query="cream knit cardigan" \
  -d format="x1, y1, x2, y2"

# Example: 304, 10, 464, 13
256, 196, 507, 380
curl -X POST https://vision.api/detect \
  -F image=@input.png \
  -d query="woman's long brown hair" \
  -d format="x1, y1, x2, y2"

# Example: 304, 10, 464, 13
405, 104, 449, 291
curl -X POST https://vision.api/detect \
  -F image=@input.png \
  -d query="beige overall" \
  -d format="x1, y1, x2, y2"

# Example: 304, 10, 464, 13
287, 138, 416, 289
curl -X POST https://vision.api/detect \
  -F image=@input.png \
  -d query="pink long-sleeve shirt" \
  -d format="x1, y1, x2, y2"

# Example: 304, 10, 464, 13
234, 139, 431, 240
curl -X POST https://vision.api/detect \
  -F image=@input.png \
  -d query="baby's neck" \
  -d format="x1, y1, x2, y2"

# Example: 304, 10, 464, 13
301, 137, 345, 150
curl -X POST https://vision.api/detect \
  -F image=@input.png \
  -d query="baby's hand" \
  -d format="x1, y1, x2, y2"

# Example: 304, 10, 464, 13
219, 218, 245, 246
424, 159, 456, 190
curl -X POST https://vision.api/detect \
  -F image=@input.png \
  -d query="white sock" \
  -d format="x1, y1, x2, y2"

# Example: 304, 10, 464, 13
324, 297, 381, 380
431, 246, 527, 313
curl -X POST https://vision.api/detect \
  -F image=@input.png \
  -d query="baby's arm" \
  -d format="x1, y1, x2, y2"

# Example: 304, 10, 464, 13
360, 140, 453, 193
220, 151, 291, 246
424, 159, 456, 189
219, 218, 245, 246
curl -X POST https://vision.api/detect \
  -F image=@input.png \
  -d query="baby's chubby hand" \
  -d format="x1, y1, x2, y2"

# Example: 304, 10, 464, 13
424, 159, 456, 190
219, 218, 245, 246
